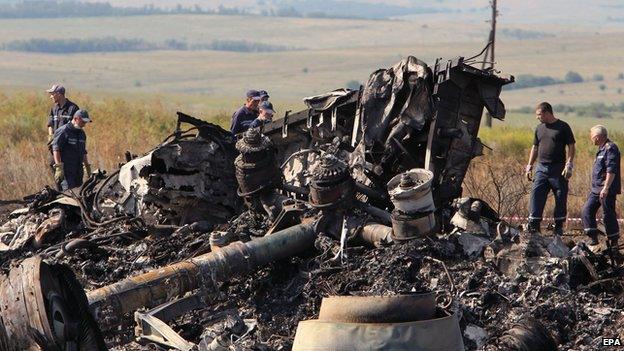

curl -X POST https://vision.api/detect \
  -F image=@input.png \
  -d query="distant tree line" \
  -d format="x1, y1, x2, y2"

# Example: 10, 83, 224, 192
507, 74, 562, 90
0, 1, 213, 18
0, 0, 452, 20
500, 28, 554, 40
1, 37, 296, 53
204, 40, 292, 52
2, 37, 154, 53
513, 102, 624, 119
263, 0, 452, 20
505, 71, 613, 90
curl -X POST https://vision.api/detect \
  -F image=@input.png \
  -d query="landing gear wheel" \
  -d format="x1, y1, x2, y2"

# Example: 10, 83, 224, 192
0, 256, 107, 350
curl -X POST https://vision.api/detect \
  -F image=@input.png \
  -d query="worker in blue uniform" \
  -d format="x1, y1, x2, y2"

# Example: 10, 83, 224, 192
52, 109, 92, 190
582, 125, 621, 247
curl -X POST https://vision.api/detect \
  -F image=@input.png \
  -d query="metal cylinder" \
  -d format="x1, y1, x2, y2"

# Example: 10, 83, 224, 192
355, 223, 393, 247
387, 169, 435, 213
387, 169, 437, 240
318, 293, 436, 323
391, 211, 436, 241
87, 223, 317, 326
309, 155, 355, 209
293, 294, 464, 351
235, 128, 281, 196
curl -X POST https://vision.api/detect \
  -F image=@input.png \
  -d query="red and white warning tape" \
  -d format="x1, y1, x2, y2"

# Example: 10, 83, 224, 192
502, 216, 624, 223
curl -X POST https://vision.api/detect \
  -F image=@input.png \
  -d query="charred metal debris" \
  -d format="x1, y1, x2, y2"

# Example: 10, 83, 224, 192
1, 55, 622, 351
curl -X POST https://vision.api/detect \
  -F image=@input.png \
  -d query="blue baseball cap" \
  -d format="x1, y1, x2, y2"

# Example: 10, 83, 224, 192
259, 90, 270, 99
259, 101, 275, 114
246, 90, 262, 100
46, 84, 65, 94
74, 109, 91, 122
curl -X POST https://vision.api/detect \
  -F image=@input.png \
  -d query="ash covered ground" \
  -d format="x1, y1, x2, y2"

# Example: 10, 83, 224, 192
2, 171, 623, 351
88, 213, 623, 350
2, 189, 623, 351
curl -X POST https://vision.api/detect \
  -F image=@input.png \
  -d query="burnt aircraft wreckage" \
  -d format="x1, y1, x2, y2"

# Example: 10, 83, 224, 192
1, 54, 622, 351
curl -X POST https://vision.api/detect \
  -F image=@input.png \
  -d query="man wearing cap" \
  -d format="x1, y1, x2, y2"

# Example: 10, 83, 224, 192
257, 101, 275, 126
582, 125, 621, 247
259, 90, 270, 102
52, 109, 92, 190
46, 84, 79, 140
230, 90, 262, 135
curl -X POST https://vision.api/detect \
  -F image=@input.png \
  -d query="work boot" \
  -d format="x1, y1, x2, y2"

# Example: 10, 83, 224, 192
527, 221, 540, 235
606, 235, 622, 266
553, 226, 564, 237
608, 235, 619, 250
586, 230, 599, 246
553, 221, 564, 237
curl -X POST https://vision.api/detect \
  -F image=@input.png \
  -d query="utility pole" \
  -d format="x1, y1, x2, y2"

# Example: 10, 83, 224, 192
483, 0, 497, 127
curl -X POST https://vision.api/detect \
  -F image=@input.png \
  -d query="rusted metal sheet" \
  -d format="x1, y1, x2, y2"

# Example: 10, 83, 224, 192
33, 207, 65, 248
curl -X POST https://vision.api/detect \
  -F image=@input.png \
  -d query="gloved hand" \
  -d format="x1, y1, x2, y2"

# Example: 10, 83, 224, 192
524, 164, 533, 181
54, 163, 64, 183
561, 162, 573, 180
83, 162, 92, 177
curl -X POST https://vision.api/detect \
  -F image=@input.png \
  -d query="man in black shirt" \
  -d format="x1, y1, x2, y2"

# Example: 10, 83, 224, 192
46, 84, 79, 140
525, 102, 576, 235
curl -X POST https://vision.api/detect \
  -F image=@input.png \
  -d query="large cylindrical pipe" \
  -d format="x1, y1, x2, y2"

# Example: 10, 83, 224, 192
87, 223, 316, 325
355, 223, 393, 247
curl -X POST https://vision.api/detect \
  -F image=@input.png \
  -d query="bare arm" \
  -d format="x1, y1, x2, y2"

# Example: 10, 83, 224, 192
567, 143, 575, 164
53, 150, 61, 165
604, 172, 615, 191
527, 145, 538, 166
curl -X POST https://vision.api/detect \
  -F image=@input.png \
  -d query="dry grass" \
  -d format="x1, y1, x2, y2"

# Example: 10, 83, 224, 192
1, 91, 622, 229
0, 90, 232, 199
465, 126, 624, 224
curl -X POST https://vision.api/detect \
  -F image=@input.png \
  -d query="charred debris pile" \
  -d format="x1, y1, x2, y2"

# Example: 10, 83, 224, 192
0, 55, 622, 351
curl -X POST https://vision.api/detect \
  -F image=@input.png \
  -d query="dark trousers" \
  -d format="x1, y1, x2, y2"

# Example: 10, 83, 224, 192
529, 163, 568, 229
62, 163, 84, 191
582, 192, 619, 238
